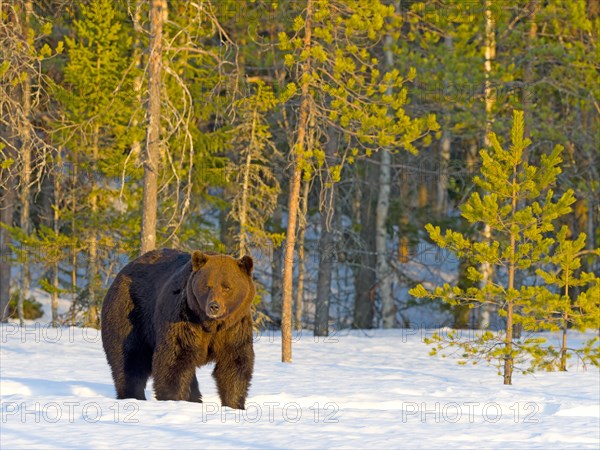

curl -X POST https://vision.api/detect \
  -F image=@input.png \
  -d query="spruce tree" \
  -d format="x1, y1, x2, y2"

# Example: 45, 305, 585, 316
56, 0, 140, 324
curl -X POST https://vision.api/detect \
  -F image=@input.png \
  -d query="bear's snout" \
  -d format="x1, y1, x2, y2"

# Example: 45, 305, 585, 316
206, 301, 223, 318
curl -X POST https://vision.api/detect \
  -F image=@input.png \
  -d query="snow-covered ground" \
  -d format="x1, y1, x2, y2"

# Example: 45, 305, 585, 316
1, 321, 598, 449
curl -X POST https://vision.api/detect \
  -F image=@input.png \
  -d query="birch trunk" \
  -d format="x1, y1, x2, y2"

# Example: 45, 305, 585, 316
479, 0, 496, 330
377, 146, 394, 328
378, 29, 395, 329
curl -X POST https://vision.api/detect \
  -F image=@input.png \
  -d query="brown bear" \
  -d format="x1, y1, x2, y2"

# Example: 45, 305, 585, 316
101, 248, 255, 410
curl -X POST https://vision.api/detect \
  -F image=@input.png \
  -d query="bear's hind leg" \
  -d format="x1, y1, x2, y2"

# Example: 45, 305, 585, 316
120, 335, 153, 400
188, 374, 202, 403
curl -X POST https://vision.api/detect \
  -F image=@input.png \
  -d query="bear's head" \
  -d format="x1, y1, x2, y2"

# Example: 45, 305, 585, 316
186, 251, 255, 321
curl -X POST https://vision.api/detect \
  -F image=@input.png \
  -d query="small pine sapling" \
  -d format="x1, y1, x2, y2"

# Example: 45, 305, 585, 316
410, 110, 576, 384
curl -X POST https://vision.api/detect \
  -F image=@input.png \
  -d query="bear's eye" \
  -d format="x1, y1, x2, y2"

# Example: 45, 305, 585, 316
222, 284, 231, 292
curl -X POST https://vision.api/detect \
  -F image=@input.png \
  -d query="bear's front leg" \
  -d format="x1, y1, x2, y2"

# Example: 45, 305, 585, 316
152, 326, 207, 401
152, 352, 196, 401
212, 323, 254, 410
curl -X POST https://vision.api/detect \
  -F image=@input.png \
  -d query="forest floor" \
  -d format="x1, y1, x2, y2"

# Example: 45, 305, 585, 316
1, 297, 599, 448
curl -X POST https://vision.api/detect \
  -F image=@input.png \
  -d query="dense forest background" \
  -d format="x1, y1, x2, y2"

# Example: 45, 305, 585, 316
1, 0, 598, 348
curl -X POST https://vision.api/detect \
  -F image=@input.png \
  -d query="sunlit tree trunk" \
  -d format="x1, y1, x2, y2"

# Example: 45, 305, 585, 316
141, 0, 165, 254
479, 0, 496, 331
281, 0, 313, 362
17, 0, 33, 326
87, 125, 99, 327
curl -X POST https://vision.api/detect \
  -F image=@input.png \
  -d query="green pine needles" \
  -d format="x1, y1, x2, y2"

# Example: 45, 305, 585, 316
410, 110, 599, 384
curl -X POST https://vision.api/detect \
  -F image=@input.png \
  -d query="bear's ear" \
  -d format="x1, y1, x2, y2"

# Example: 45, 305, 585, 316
238, 255, 253, 276
192, 251, 208, 271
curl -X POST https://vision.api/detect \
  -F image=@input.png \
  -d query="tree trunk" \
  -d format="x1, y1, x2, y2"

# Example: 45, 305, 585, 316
377, 147, 394, 328
282, 164, 302, 361
522, 0, 538, 145
503, 157, 519, 385
238, 108, 259, 257
314, 128, 338, 336
51, 155, 61, 326
377, 25, 398, 329
18, 0, 33, 326
87, 125, 100, 327
70, 157, 78, 326
0, 184, 13, 322
0, 0, 15, 319
140, 0, 165, 254
559, 269, 570, 371
294, 179, 310, 330
435, 35, 453, 217
270, 205, 283, 321
281, 0, 313, 363
314, 207, 334, 336
353, 160, 378, 329
511, 1, 539, 341
219, 188, 236, 252
130, 0, 143, 159
479, 0, 496, 331
454, 257, 474, 328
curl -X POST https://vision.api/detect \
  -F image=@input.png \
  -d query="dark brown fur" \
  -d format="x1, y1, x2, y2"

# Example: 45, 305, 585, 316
101, 248, 255, 409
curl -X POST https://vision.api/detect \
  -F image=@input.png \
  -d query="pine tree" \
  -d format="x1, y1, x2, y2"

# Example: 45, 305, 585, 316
532, 227, 600, 371
410, 110, 581, 384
